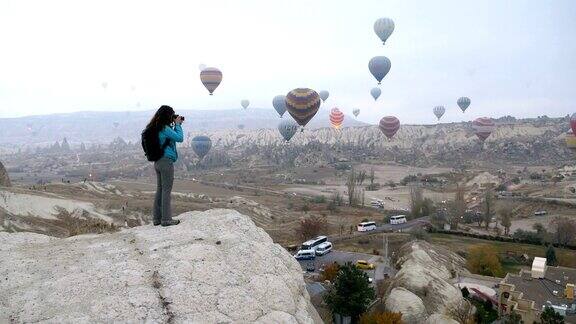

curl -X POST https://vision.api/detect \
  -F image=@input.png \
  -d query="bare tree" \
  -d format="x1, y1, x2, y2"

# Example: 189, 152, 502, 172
357, 170, 367, 186
409, 184, 424, 217
551, 216, 576, 246
445, 299, 474, 324
499, 205, 513, 235
449, 185, 466, 230
296, 215, 328, 241
346, 169, 357, 206
367, 168, 377, 191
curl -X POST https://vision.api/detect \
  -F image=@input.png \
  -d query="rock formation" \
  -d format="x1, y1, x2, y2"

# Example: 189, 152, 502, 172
0, 161, 10, 187
0, 209, 322, 323
384, 240, 468, 324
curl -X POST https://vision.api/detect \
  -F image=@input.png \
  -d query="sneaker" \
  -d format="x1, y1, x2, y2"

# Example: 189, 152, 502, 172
161, 219, 180, 227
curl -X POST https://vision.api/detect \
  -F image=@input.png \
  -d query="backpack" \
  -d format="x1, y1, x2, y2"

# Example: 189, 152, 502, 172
141, 127, 170, 162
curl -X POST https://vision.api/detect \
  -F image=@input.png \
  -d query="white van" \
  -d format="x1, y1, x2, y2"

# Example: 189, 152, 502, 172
390, 215, 407, 225
294, 249, 316, 260
357, 221, 377, 232
315, 242, 333, 256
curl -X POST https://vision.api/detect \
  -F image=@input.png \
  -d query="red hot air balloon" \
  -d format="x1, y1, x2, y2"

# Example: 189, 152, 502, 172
330, 108, 344, 129
379, 116, 400, 139
570, 113, 576, 134
285, 88, 321, 127
200, 67, 222, 95
472, 117, 495, 142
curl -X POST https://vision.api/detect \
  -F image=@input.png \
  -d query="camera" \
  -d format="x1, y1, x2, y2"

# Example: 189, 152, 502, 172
173, 114, 185, 121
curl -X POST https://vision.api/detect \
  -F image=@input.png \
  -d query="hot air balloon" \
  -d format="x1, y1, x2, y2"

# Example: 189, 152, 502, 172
330, 108, 344, 129
278, 118, 299, 142
285, 88, 321, 127
101, 82, 108, 89
113, 122, 120, 128
472, 117, 495, 142
272, 95, 287, 117
238, 124, 245, 130
570, 113, 576, 134
319, 90, 329, 102
369, 56, 391, 85
379, 116, 400, 139
200, 67, 222, 95
191, 135, 212, 159
371, 87, 381, 101
198, 63, 207, 71
457, 97, 471, 112
353, 109, 360, 118
241, 99, 250, 110
374, 18, 395, 45
433, 106, 445, 120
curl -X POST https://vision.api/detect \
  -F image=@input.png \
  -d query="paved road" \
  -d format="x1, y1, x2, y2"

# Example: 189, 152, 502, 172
297, 250, 394, 284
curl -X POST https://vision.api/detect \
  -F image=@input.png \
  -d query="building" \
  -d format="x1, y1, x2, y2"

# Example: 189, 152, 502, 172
499, 257, 576, 323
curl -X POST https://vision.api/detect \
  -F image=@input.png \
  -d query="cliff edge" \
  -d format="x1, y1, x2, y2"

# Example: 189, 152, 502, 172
0, 209, 321, 323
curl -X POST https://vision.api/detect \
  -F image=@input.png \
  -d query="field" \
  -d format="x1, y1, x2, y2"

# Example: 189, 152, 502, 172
429, 233, 576, 274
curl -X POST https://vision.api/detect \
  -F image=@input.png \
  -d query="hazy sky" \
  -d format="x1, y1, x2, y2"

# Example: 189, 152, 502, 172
1, 0, 575, 124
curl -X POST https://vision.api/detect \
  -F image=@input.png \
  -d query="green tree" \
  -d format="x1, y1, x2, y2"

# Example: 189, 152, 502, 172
324, 263, 375, 321
502, 311, 522, 324
540, 306, 565, 324
546, 245, 558, 266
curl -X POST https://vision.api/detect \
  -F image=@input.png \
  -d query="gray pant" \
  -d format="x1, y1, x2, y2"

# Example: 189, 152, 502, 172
153, 157, 174, 223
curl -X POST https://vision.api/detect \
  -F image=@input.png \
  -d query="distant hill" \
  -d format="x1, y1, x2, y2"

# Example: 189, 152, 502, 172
0, 108, 368, 146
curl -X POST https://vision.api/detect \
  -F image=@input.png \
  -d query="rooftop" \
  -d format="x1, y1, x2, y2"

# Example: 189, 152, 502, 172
504, 266, 576, 318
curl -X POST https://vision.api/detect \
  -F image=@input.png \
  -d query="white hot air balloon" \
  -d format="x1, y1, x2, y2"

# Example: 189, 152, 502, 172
374, 18, 395, 45
370, 87, 381, 101
241, 99, 250, 110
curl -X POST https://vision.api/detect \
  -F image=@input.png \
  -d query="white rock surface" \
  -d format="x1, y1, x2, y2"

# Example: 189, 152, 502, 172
385, 241, 468, 323
425, 313, 459, 324
0, 209, 321, 323
385, 287, 427, 323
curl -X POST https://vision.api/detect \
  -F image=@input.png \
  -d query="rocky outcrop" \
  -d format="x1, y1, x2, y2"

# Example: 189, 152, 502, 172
384, 240, 468, 324
0, 161, 10, 187
0, 209, 322, 323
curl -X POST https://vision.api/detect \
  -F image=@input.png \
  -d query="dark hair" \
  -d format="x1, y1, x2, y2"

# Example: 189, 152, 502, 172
146, 105, 174, 131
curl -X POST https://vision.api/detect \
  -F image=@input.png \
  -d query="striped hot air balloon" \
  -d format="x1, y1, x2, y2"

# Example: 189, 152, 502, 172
472, 117, 495, 142
379, 116, 400, 139
200, 67, 222, 95
433, 106, 445, 120
565, 129, 576, 149
285, 88, 321, 127
330, 108, 344, 129
457, 97, 471, 112
374, 18, 395, 45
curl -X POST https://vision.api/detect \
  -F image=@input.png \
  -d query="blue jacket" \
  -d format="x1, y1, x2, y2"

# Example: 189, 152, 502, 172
158, 124, 183, 162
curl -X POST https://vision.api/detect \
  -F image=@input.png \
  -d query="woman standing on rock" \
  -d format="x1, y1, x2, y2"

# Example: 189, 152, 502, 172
143, 105, 184, 226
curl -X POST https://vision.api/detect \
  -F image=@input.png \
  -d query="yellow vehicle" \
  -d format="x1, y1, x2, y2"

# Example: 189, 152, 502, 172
355, 260, 375, 270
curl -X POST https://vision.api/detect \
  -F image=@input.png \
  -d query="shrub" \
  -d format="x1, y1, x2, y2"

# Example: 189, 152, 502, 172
313, 195, 327, 203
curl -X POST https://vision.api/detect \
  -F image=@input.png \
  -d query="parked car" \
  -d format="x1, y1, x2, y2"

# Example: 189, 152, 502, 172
315, 242, 333, 256
294, 249, 316, 260
355, 260, 375, 270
